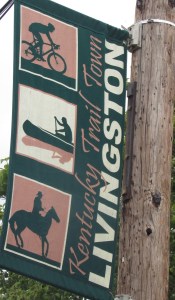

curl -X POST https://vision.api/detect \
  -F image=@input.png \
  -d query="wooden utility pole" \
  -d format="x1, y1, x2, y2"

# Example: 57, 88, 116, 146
117, 1, 175, 299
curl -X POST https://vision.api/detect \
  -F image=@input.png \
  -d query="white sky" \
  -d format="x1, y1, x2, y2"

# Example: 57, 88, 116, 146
0, 0, 136, 159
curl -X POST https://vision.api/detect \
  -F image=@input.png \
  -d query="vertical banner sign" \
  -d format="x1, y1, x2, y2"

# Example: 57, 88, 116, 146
0, 0, 128, 299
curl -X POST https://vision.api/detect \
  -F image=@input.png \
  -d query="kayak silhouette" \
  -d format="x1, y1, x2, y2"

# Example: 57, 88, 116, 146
23, 119, 74, 154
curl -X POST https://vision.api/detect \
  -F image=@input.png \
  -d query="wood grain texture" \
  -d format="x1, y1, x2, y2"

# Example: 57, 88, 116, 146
117, 1, 175, 299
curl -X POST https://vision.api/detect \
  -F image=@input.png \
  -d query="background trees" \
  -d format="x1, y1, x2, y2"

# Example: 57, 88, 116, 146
169, 114, 175, 300
0, 158, 8, 197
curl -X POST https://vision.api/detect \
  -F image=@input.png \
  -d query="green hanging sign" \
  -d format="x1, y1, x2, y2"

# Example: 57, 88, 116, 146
0, 0, 128, 299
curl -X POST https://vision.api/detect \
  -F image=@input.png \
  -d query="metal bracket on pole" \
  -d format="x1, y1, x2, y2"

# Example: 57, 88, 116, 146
122, 82, 137, 203
127, 18, 175, 53
115, 295, 133, 300
127, 23, 142, 53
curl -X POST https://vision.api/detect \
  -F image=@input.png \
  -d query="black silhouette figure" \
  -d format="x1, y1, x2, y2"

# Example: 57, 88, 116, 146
32, 191, 44, 217
54, 116, 72, 143
29, 22, 55, 61
22, 22, 67, 73
9, 206, 60, 257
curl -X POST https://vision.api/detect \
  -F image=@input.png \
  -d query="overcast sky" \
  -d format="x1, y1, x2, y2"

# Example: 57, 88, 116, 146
0, 0, 136, 159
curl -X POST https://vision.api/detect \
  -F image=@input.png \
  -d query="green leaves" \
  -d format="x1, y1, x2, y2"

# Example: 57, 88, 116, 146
0, 271, 83, 299
0, 158, 9, 198
169, 113, 175, 300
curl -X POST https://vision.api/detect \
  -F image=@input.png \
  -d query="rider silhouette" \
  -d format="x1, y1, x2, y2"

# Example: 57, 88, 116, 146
32, 191, 44, 218
54, 117, 72, 143
29, 22, 55, 61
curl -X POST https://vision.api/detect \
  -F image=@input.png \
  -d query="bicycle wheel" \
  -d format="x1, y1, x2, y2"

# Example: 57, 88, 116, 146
21, 41, 36, 62
48, 53, 67, 74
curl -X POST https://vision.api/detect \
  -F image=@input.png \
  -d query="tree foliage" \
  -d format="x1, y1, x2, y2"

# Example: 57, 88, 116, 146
169, 114, 175, 300
0, 270, 83, 300
0, 272, 82, 300
0, 158, 9, 198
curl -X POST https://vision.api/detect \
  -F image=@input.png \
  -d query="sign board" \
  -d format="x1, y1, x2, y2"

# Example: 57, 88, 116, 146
0, 0, 128, 299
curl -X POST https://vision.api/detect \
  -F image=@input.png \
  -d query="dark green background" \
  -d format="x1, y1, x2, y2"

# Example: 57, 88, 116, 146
0, 0, 128, 299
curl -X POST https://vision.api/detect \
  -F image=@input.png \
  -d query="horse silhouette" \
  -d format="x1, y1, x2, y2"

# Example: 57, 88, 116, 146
9, 207, 60, 257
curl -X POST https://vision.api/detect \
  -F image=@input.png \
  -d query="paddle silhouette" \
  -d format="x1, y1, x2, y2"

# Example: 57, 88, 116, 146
9, 206, 60, 257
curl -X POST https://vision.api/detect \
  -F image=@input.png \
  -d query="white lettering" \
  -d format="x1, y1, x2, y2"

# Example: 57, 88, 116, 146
95, 214, 114, 243
89, 265, 111, 288
93, 246, 113, 262
98, 202, 117, 219
102, 144, 120, 173
100, 171, 119, 204
105, 41, 124, 69
104, 91, 123, 115
105, 69, 124, 95
104, 118, 122, 144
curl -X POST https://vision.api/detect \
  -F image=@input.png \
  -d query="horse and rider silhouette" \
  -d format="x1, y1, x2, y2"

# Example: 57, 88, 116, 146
9, 191, 60, 258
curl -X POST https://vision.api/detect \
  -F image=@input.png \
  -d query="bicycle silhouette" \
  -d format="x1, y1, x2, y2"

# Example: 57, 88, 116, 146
22, 38, 67, 74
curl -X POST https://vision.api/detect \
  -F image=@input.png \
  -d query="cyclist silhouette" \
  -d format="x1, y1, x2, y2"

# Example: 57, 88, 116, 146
22, 22, 67, 73
29, 22, 55, 61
